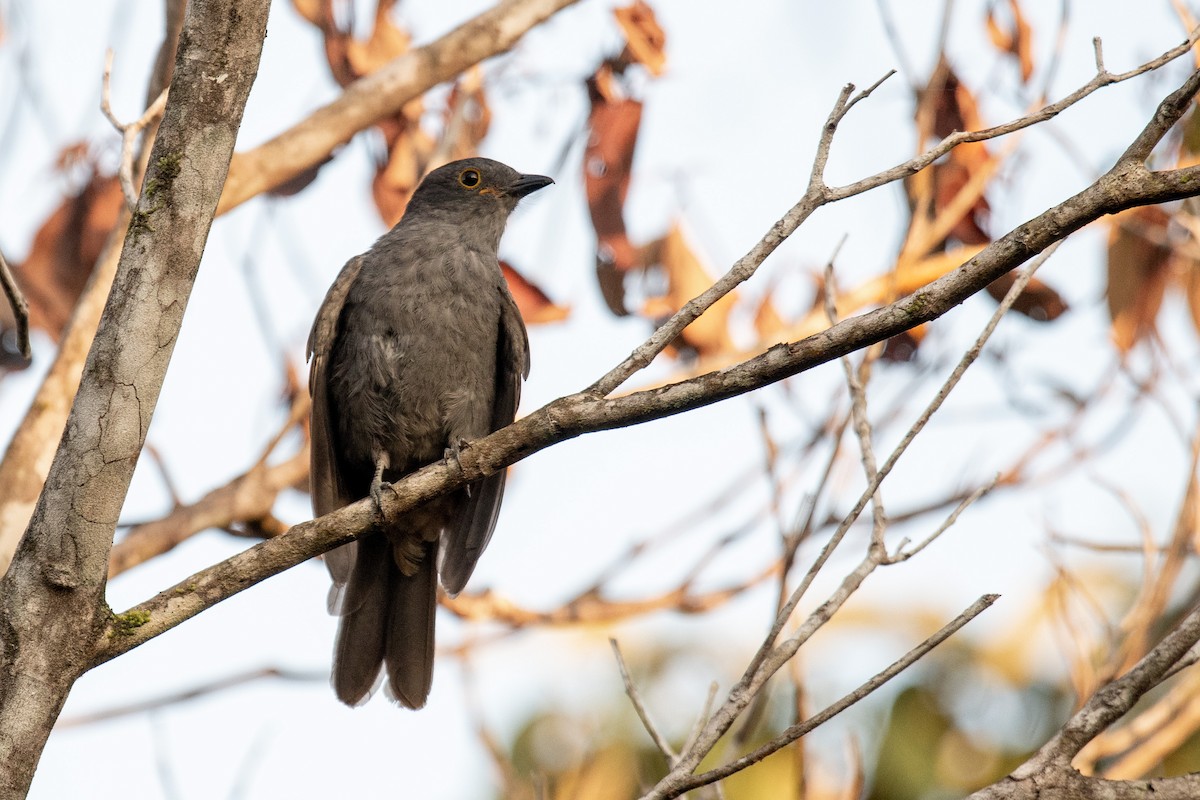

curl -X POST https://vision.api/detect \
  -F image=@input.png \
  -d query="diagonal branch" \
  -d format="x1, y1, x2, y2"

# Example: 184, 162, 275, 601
93, 65, 1200, 666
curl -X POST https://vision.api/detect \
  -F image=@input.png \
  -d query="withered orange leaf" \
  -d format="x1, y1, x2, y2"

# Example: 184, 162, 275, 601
1181, 250, 1200, 339
347, 0, 409, 78
641, 224, 735, 358
501, 261, 570, 325
1106, 207, 1172, 353
613, 1, 666, 76
986, 0, 1035, 83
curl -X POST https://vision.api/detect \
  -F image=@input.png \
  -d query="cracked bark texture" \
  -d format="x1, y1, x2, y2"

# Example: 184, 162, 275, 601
0, 0, 187, 575
0, 0, 269, 795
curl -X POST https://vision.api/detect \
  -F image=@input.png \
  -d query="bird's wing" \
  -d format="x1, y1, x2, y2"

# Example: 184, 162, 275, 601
439, 280, 529, 596
308, 256, 363, 592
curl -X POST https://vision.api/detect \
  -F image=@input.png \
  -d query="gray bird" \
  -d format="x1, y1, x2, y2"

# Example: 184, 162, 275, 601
307, 157, 552, 708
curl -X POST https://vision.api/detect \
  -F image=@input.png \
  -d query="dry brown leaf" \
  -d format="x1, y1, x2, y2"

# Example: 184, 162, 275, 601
753, 292, 786, 342
641, 224, 736, 358
1107, 207, 1172, 352
14, 172, 123, 340
613, 0, 666, 76
371, 102, 435, 225
440, 67, 491, 164
1179, 250, 1200, 339
346, 0, 410, 78
501, 261, 570, 325
985, 272, 1068, 321
931, 159, 991, 246
986, 0, 1035, 82
584, 65, 644, 314
289, 0, 326, 27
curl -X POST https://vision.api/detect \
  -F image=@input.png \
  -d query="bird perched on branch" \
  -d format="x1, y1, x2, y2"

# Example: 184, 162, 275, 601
307, 157, 553, 707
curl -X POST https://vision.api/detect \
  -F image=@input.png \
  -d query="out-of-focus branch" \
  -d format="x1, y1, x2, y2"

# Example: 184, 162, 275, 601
653, 594, 999, 797
967, 605, 1200, 800
441, 561, 777, 628
54, 666, 325, 729
216, 0, 584, 215
108, 395, 310, 577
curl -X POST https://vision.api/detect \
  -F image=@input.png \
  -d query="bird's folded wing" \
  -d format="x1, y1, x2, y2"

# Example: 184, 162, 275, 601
307, 256, 363, 588
440, 281, 530, 596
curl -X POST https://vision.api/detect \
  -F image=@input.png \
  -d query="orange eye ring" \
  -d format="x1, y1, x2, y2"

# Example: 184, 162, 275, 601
458, 168, 481, 189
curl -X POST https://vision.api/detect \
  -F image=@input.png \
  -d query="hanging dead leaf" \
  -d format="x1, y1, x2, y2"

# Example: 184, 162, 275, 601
584, 65, 644, 315
437, 67, 491, 166
290, 0, 327, 27
753, 293, 786, 342
501, 261, 570, 325
984, 272, 1068, 321
1178, 250, 1200, 340
986, 0, 1035, 83
14, 172, 123, 340
371, 103, 435, 225
346, 0, 409, 78
613, 1, 666, 76
932, 159, 991, 246
641, 224, 735, 358
1107, 207, 1172, 352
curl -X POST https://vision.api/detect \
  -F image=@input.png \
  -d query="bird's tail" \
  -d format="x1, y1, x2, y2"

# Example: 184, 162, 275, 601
331, 533, 437, 708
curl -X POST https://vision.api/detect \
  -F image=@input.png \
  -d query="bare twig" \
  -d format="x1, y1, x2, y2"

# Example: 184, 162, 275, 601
55, 666, 324, 728
612, 639, 679, 764
101, 50, 169, 211
650, 594, 999, 798
0, 248, 29, 361
887, 473, 999, 563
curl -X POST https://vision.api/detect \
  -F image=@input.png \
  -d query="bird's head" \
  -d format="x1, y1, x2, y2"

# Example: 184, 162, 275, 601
405, 158, 554, 230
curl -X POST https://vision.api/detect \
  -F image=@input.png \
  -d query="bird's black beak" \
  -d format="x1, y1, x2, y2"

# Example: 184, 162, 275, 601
508, 173, 554, 198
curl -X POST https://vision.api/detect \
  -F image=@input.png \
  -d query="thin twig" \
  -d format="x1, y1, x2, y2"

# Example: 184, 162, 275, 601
0, 248, 29, 361
888, 473, 999, 563
823, 242, 887, 552
612, 638, 679, 764
656, 594, 999, 797
101, 49, 170, 211
55, 667, 324, 728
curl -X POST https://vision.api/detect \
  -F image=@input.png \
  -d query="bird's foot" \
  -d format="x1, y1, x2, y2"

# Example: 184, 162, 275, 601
445, 438, 472, 497
370, 457, 393, 518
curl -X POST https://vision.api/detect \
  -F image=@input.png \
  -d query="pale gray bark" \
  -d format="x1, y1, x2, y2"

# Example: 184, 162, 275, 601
0, 0, 270, 794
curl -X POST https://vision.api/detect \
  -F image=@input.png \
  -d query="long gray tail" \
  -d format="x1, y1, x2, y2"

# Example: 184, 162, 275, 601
331, 535, 437, 708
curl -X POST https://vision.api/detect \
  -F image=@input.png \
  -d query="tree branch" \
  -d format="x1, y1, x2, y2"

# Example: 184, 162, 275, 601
215, 0, 584, 215
0, 0, 270, 793
92, 64, 1200, 668
0, 249, 29, 363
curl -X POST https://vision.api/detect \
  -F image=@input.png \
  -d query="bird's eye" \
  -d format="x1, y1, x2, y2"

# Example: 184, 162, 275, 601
458, 169, 481, 189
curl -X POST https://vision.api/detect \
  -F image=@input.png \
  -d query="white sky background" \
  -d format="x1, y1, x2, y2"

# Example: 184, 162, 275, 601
0, 0, 1197, 797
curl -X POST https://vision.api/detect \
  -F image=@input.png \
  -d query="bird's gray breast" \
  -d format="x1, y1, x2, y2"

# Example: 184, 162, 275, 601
328, 242, 502, 475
